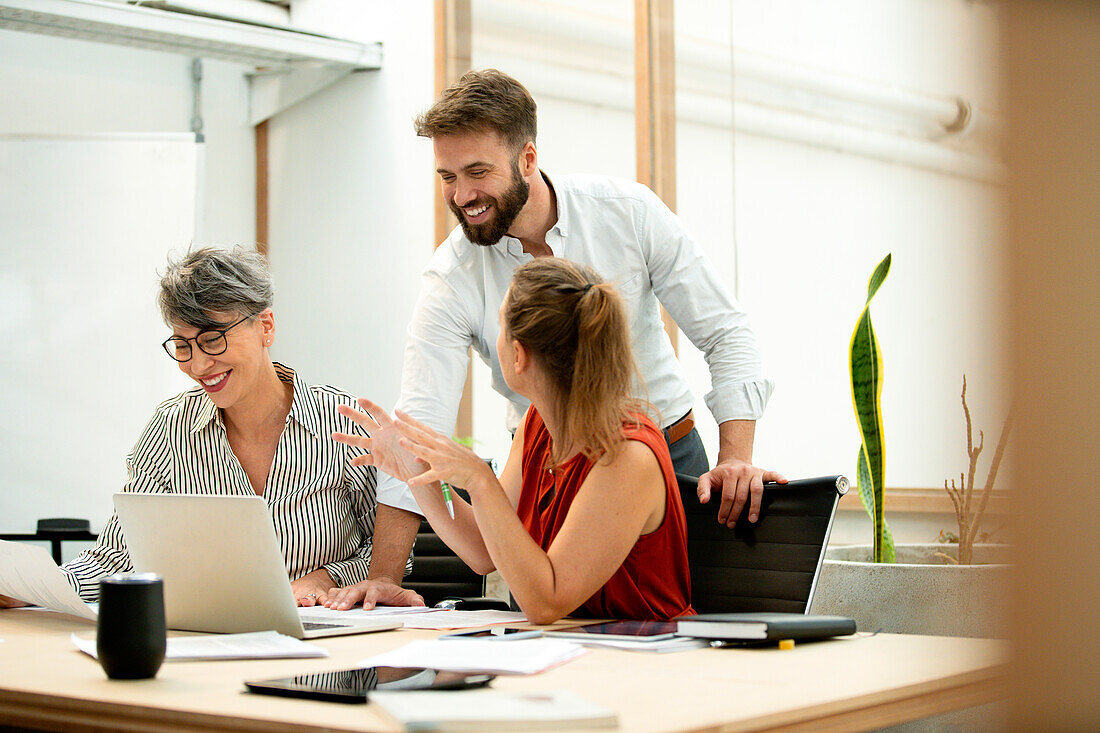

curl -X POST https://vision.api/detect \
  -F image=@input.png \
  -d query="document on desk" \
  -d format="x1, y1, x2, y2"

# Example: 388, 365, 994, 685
0, 540, 96, 621
71, 631, 328, 661
370, 689, 618, 731
357, 638, 585, 675
399, 609, 528, 629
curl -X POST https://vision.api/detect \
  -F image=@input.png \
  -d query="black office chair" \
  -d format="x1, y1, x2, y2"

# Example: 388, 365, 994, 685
677, 474, 848, 614
403, 521, 485, 607
401, 486, 505, 608
0, 518, 98, 564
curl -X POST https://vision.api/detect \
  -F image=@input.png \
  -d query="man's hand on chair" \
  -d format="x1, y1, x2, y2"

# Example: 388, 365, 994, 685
697, 460, 787, 528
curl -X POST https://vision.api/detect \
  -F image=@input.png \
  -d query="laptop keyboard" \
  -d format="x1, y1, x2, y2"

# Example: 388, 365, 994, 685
302, 621, 350, 631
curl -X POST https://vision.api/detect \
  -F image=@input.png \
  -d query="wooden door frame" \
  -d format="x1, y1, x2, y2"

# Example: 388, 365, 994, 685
436, 0, 475, 439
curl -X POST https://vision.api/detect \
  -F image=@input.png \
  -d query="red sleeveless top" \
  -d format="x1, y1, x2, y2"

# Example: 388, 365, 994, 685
516, 408, 694, 621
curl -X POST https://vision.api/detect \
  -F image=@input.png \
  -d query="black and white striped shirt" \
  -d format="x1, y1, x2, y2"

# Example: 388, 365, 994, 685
63, 363, 380, 602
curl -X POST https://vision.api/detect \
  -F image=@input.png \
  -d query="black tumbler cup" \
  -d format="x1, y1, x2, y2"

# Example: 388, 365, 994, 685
96, 573, 167, 680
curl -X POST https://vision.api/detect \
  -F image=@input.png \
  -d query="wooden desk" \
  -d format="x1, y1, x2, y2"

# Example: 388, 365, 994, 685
0, 609, 1007, 732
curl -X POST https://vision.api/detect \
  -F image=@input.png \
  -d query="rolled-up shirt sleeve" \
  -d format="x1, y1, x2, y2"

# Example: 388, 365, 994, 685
377, 268, 476, 514
635, 186, 775, 424
62, 411, 173, 602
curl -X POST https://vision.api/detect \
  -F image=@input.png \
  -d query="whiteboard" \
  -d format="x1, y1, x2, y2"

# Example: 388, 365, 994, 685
0, 135, 201, 532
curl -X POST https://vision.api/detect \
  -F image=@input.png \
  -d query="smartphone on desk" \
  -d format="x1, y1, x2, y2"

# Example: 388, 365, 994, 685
439, 627, 542, 640
244, 666, 495, 704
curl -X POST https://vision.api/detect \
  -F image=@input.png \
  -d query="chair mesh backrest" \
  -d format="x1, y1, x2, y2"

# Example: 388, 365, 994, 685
677, 474, 845, 615
402, 487, 484, 606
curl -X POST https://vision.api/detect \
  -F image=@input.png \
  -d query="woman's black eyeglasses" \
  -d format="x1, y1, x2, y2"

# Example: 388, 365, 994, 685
161, 316, 251, 362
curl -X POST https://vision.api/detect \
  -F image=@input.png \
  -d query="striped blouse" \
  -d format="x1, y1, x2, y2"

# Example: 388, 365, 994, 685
63, 363, 381, 602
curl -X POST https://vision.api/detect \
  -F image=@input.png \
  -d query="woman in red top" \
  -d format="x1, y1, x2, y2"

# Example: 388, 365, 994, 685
330, 259, 693, 623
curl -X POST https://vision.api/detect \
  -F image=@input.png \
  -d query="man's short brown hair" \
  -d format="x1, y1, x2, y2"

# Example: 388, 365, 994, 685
414, 68, 537, 152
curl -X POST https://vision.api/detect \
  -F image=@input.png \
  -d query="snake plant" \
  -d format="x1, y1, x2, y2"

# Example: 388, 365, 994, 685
850, 253, 895, 563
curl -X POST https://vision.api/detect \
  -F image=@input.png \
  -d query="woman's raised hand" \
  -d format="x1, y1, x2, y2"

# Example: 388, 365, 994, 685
332, 398, 429, 483
393, 410, 495, 493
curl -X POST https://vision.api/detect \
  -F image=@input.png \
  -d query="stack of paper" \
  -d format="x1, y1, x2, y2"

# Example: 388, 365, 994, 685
71, 631, 328, 661
299, 606, 526, 630
370, 689, 617, 731
357, 638, 586, 675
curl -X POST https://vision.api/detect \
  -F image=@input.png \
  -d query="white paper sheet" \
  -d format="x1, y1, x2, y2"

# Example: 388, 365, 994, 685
398, 609, 528, 629
370, 689, 618, 729
71, 631, 328, 661
357, 638, 585, 675
20, 602, 99, 613
0, 540, 96, 620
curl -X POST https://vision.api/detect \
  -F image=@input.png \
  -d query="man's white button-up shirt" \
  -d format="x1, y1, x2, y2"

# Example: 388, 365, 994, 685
377, 173, 774, 513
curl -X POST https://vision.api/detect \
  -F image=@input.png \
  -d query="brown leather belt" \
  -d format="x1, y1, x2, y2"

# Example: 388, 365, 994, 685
663, 410, 695, 445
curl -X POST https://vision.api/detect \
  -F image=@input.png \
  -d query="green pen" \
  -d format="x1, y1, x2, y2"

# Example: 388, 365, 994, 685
441, 483, 455, 519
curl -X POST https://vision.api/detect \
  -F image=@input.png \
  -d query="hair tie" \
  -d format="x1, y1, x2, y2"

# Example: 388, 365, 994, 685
581, 283, 594, 294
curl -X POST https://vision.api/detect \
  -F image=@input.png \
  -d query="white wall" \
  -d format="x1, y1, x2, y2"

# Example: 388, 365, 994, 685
0, 31, 255, 245
0, 28, 255, 541
264, 1, 435, 407
0, 137, 199, 546
683, 0, 1005, 461
678, 0, 1007, 547
0, 4, 435, 541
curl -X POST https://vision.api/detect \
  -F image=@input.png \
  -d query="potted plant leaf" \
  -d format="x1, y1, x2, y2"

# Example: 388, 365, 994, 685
850, 253, 895, 564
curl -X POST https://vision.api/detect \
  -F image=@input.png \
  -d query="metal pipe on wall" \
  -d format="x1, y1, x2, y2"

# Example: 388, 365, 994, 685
479, 53, 1004, 185
473, 0, 1002, 183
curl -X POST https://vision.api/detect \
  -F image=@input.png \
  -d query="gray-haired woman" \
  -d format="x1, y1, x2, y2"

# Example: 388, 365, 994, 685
0, 247, 423, 610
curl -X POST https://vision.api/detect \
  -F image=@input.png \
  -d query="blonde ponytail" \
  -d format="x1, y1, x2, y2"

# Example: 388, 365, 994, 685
504, 259, 647, 465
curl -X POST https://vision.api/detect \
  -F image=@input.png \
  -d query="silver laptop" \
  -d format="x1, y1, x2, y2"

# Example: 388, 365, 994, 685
112, 493, 401, 639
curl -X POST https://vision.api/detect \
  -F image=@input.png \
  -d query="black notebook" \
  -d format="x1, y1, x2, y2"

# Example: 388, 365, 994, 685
675, 613, 856, 641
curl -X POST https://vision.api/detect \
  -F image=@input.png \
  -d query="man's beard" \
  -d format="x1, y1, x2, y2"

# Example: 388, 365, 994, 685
450, 160, 530, 246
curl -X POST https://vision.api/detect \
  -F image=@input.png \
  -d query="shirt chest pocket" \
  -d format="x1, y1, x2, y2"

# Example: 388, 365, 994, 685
612, 272, 648, 322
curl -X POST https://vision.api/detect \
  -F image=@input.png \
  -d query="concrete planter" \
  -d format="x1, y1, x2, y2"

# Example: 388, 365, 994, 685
808, 543, 1011, 637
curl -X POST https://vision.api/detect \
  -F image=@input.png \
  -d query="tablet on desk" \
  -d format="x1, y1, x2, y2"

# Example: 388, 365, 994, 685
244, 666, 495, 704
544, 620, 679, 642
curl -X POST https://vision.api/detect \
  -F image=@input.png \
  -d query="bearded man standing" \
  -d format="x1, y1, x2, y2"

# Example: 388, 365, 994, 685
371, 69, 783, 555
